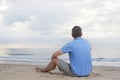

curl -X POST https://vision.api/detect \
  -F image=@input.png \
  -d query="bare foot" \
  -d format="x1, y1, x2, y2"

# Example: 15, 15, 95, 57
35, 67, 48, 72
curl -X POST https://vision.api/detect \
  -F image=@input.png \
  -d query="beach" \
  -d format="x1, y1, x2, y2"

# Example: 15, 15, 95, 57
0, 48, 120, 80
0, 63, 120, 80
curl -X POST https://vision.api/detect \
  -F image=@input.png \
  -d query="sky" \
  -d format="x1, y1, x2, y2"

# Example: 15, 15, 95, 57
0, 0, 120, 50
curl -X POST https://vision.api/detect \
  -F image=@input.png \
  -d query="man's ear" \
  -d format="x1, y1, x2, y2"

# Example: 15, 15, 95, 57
71, 33, 75, 39
80, 32, 82, 37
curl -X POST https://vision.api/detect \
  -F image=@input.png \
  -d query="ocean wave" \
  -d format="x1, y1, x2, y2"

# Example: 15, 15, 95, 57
0, 56, 120, 63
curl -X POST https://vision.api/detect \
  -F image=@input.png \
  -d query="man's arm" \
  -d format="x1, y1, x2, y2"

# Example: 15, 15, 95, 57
35, 50, 63, 72
51, 50, 63, 59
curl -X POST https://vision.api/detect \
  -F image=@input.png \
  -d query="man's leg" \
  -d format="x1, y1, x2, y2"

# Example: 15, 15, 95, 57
35, 59, 58, 72
57, 59, 77, 77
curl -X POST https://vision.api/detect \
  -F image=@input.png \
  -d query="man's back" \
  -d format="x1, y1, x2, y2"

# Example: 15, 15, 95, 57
61, 37, 92, 76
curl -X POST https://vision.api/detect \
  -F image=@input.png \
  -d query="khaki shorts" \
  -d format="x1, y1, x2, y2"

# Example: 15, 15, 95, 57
57, 59, 77, 77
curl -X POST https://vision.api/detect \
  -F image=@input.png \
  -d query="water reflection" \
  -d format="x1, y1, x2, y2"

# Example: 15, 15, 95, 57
0, 48, 9, 56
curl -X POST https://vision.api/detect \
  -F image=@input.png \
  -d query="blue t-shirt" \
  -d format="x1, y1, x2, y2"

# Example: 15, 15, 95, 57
60, 37, 92, 76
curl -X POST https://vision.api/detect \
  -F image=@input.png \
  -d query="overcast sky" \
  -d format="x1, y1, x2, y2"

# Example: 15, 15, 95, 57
0, 0, 120, 50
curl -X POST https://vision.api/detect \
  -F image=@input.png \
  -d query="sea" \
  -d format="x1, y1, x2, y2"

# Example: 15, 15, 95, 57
0, 48, 120, 67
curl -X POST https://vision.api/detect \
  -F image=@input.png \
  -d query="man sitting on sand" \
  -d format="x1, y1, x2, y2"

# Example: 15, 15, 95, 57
35, 26, 92, 77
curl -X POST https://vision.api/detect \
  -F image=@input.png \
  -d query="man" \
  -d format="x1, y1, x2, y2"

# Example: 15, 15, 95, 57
35, 26, 92, 77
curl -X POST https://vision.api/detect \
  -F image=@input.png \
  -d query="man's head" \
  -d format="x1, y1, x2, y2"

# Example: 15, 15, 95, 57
72, 26, 82, 39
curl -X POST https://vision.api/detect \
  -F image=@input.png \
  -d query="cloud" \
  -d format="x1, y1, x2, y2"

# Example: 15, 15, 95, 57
0, 17, 38, 43
0, 0, 8, 11
0, 0, 120, 48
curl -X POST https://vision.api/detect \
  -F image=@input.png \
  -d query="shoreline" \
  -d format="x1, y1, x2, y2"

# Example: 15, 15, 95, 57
0, 61, 120, 67
0, 63, 120, 80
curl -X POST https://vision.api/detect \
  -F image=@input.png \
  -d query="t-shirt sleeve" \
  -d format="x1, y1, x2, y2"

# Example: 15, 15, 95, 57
60, 43, 72, 54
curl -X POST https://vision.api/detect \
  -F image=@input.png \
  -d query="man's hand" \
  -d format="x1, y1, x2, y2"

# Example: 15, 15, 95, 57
51, 54, 58, 59
51, 50, 63, 60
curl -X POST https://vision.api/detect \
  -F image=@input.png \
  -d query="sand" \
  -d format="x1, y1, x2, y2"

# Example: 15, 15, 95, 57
0, 63, 120, 80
